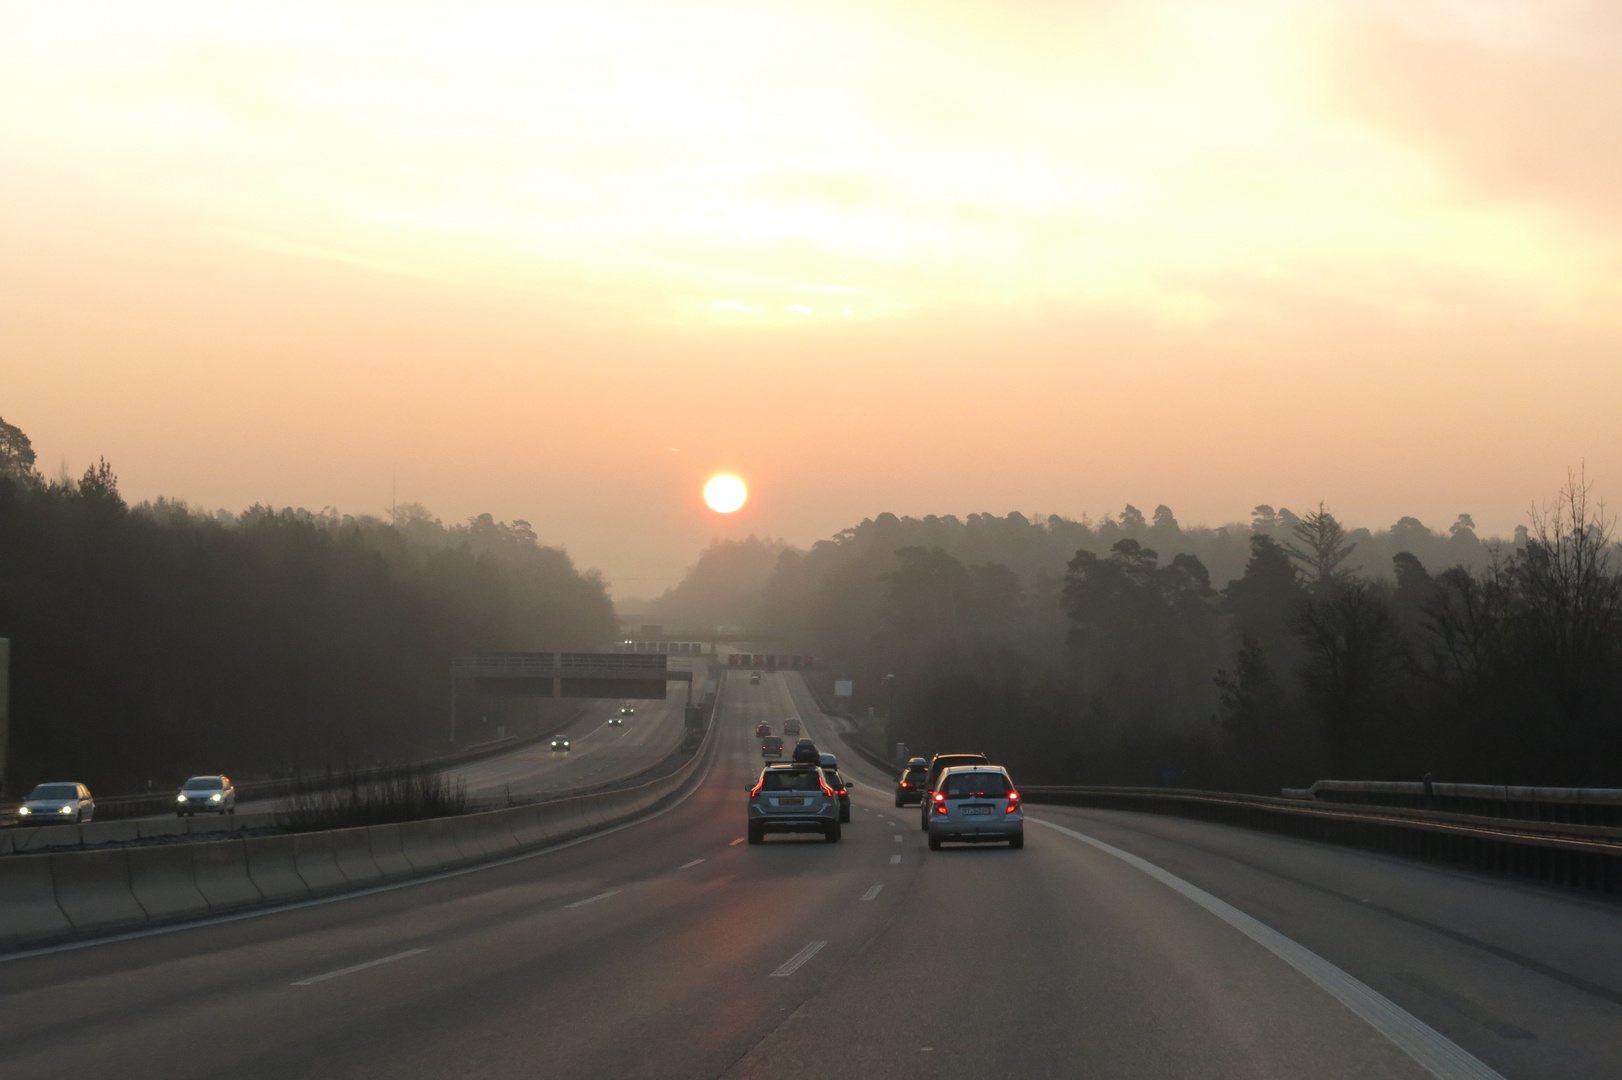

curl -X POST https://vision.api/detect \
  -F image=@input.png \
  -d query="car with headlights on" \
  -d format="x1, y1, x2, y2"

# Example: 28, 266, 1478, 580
926, 765, 1023, 849
177, 775, 235, 816
747, 763, 840, 843
606, 715, 624, 727
818, 753, 851, 822
17, 782, 95, 825
620, 703, 636, 716
551, 736, 571, 752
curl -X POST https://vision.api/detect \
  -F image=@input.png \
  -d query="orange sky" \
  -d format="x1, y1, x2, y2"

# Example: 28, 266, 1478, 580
4, 1, 1622, 597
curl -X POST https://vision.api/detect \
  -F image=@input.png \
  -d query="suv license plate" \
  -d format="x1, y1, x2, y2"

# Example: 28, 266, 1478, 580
779, 797, 805, 806
961, 805, 993, 816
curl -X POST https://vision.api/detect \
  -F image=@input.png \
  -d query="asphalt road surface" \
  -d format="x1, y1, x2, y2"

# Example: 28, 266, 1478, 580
3, 670, 1620, 1080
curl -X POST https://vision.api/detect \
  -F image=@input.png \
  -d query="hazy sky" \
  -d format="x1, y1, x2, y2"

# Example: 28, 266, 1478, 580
5, 1, 1621, 597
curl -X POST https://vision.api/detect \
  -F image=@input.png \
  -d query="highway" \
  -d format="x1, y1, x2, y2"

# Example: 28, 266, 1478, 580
2, 669, 1620, 1079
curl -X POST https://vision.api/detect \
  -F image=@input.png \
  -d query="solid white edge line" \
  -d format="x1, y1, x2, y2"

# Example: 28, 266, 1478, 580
769, 940, 827, 977
292, 947, 427, 986
1, 721, 724, 964
860, 883, 883, 901
1027, 816, 1507, 1080
565, 889, 621, 909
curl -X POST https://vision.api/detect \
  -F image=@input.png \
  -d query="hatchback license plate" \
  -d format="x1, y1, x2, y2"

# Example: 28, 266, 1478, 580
779, 797, 805, 806
961, 805, 993, 816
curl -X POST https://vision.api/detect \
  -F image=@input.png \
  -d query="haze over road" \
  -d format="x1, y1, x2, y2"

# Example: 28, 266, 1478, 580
3, 670, 1618, 1079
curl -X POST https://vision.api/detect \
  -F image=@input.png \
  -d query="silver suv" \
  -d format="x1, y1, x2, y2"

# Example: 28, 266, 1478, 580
926, 766, 1023, 849
747, 764, 841, 844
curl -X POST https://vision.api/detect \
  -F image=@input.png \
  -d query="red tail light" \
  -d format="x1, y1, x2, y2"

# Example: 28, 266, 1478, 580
933, 792, 948, 815
749, 778, 764, 796
1007, 790, 1020, 813
819, 773, 834, 796
834, 787, 847, 795
900, 781, 910, 788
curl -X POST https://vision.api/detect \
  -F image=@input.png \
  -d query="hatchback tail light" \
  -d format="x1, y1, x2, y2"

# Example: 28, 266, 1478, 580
900, 781, 910, 788
1007, 790, 1020, 813
933, 792, 948, 815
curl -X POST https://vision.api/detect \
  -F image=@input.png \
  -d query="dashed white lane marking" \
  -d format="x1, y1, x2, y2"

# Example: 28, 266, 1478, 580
293, 948, 427, 986
893, 834, 903, 842
1029, 817, 1507, 1080
730, 838, 745, 846
889, 855, 902, 865
770, 940, 828, 977
679, 859, 705, 869
861, 883, 884, 901
565, 889, 621, 908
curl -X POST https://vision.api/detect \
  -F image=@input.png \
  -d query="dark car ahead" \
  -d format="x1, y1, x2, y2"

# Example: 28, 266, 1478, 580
819, 753, 851, 822
894, 758, 928, 806
918, 753, 990, 829
791, 738, 819, 763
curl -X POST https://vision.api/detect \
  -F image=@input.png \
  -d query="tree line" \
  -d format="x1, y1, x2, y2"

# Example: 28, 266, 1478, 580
0, 417, 617, 797
648, 481, 1622, 790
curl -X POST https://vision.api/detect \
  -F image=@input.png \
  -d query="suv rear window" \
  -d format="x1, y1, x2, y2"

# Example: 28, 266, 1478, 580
759, 770, 823, 792
905, 769, 927, 785
944, 772, 1010, 797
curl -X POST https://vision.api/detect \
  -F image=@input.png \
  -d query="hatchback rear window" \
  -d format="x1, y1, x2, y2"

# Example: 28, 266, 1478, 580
905, 769, 927, 785
944, 772, 1010, 797
182, 777, 224, 790
30, 784, 78, 800
759, 770, 823, 792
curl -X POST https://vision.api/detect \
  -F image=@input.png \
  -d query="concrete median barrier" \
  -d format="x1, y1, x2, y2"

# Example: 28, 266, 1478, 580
13, 823, 81, 852
51, 849, 145, 935
292, 832, 347, 895
243, 834, 310, 904
366, 823, 413, 881
396, 819, 443, 874
0, 853, 72, 948
330, 827, 384, 888
136, 817, 188, 841
449, 814, 486, 861
473, 808, 521, 858
191, 840, 262, 911
184, 814, 234, 835
427, 817, 465, 868
127, 843, 210, 923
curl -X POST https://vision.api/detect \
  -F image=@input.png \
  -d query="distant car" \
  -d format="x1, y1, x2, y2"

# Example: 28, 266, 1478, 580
755, 722, 773, 738
819, 753, 851, 822
784, 717, 801, 737
894, 762, 929, 806
747, 763, 840, 843
749, 671, 762, 685
17, 782, 94, 825
176, 775, 235, 816
606, 716, 624, 726
791, 738, 819, 764
918, 753, 991, 829
620, 704, 636, 716
927, 765, 1023, 849
551, 736, 571, 752
761, 736, 785, 759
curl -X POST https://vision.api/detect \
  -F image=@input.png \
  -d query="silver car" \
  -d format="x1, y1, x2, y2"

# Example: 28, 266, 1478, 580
176, 775, 236, 816
17, 782, 95, 825
926, 766, 1023, 849
747, 764, 840, 844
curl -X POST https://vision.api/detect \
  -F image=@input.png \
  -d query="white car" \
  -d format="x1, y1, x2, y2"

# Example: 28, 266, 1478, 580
17, 782, 95, 825
177, 775, 236, 816
926, 766, 1023, 849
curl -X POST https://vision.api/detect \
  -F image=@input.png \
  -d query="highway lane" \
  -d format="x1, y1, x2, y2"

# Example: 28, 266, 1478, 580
1, 670, 1619, 1079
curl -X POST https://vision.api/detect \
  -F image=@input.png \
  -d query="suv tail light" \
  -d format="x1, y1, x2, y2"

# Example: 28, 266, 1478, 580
1007, 790, 1020, 813
749, 778, 765, 796
933, 792, 948, 815
819, 773, 834, 796
900, 781, 910, 788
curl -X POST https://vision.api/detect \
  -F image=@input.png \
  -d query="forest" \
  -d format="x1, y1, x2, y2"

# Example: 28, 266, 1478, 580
0, 417, 617, 797
646, 485, 1622, 791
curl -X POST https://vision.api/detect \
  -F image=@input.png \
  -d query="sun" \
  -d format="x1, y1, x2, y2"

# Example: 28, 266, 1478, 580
704, 474, 748, 514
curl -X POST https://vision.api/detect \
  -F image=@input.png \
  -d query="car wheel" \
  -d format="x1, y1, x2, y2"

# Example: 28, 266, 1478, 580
1009, 830, 1024, 849
825, 821, 841, 842
228, 807, 235, 815
840, 808, 850, 823
747, 824, 764, 845
928, 833, 942, 850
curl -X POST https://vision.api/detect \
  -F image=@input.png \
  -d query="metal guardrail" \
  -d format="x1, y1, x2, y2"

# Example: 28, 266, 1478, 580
1282, 779, 1622, 828
1023, 785, 1622, 896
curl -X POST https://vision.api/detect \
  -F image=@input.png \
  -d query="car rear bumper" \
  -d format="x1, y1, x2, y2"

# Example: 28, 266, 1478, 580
927, 816, 1022, 841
